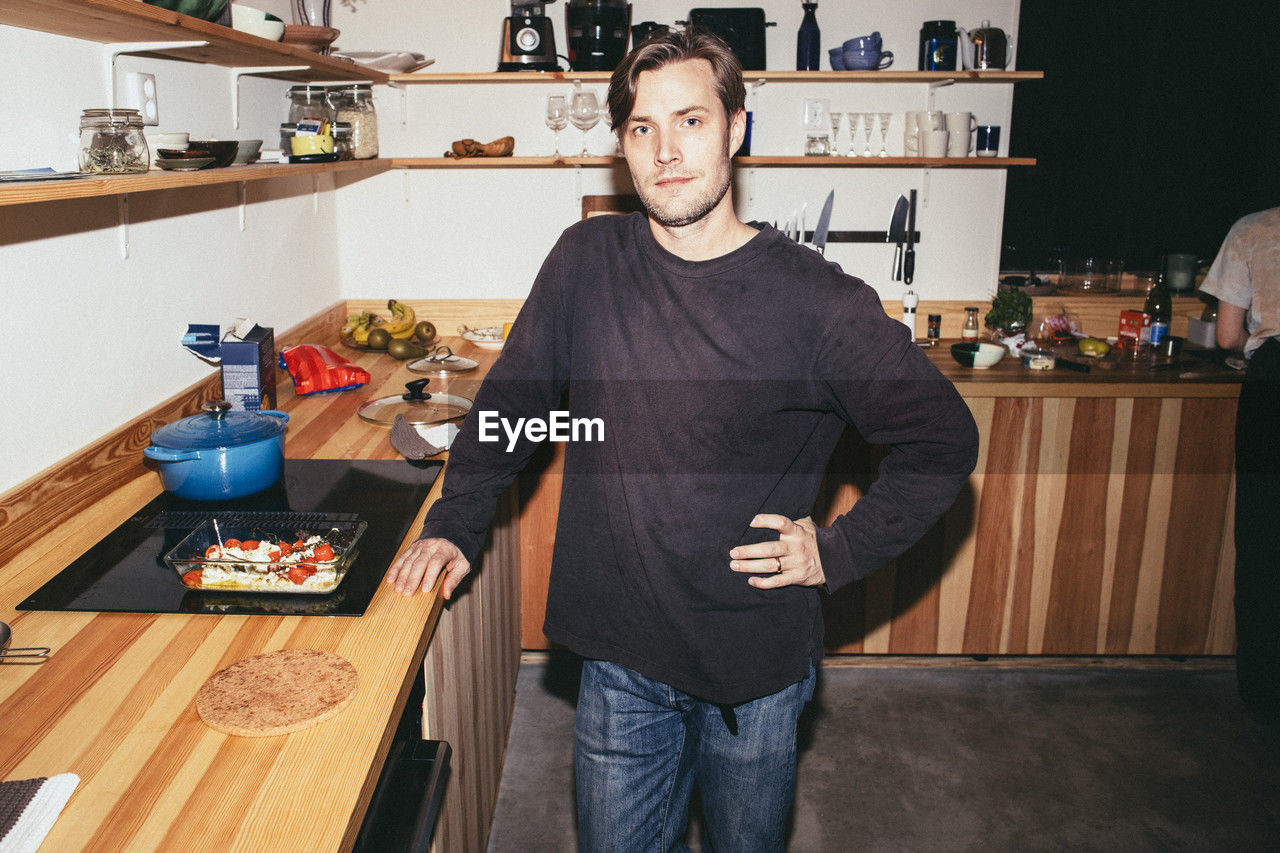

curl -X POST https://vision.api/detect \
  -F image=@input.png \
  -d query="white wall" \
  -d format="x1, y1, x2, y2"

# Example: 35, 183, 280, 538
0, 26, 341, 494
334, 0, 1021, 301
0, 0, 1020, 494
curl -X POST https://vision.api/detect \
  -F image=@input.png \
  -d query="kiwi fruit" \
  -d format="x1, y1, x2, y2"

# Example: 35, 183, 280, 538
366, 327, 392, 350
413, 320, 437, 344
388, 337, 428, 360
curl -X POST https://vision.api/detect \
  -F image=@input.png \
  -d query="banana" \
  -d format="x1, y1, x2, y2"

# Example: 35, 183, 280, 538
383, 300, 416, 339
342, 311, 384, 345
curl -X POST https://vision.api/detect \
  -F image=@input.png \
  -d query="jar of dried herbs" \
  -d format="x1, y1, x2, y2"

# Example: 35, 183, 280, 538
79, 108, 149, 173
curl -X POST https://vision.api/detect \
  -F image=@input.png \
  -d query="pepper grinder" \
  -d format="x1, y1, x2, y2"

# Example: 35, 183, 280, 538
796, 2, 820, 71
902, 288, 918, 338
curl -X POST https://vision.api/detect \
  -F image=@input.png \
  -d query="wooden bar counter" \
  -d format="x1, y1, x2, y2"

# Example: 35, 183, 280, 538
0, 317, 514, 853
517, 339, 1245, 658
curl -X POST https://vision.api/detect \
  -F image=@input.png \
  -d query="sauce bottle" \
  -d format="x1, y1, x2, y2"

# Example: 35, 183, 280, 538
1144, 272, 1172, 346
962, 307, 980, 341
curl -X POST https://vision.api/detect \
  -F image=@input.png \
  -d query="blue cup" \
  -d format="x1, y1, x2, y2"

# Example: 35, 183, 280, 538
976, 124, 1000, 157
843, 47, 894, 70
829, 47, 846, 70
843, 32, 881, 52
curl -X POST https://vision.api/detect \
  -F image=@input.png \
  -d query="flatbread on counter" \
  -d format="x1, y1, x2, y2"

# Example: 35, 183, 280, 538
195, 649, 358, 737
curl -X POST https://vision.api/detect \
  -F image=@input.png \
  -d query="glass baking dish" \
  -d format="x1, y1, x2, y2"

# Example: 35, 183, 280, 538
164, 518, 367, 595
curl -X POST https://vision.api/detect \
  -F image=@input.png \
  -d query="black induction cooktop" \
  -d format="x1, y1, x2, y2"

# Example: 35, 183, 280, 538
18, 459, 443, 617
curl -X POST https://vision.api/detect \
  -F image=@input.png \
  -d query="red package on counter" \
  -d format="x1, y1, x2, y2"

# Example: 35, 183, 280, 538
279, 344, 371, 395
1117, 310, 1149, 352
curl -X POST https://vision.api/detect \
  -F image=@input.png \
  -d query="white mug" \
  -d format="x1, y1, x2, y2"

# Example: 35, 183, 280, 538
944, 112, 975, 156
922, 129, 950, 158
904, 110, 944, 156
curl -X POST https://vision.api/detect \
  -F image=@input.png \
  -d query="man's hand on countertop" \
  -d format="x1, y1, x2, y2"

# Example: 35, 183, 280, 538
386, 537, 471, 598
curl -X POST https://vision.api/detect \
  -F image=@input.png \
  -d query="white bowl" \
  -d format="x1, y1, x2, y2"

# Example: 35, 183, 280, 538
231, 5, 285, 41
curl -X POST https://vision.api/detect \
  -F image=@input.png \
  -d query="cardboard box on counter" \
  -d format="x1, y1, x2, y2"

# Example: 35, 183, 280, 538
181, 320, 276, 411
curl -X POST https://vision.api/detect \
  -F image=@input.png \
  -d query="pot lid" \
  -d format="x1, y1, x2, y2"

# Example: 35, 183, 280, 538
357, 379, 473, 426
150, 401, 289, 450
406, 346, 478, 377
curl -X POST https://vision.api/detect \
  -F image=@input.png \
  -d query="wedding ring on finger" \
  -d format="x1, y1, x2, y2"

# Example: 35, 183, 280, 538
775, 556, 783, 573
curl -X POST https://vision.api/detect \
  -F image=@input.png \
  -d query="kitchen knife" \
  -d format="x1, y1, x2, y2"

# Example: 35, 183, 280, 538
903, 189, 917, 285
887, 195, 908, 280
813, 190, 834, 255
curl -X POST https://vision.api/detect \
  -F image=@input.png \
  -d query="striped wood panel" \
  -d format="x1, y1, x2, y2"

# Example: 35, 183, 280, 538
423, 488, 522, 853
519, 396, 1238, 655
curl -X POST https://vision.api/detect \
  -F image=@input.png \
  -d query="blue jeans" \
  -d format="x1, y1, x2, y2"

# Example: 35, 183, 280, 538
574, 659, 817, 853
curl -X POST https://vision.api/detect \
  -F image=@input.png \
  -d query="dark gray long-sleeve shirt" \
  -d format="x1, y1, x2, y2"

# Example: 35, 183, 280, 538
420, 213, 978, 704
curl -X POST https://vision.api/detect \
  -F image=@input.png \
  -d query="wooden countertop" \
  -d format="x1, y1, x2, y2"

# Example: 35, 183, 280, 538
922, 340, 1243, 398
0, 336, 497, 852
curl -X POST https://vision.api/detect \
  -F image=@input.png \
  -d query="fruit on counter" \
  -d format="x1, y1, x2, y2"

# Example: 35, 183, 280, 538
366, 327, 392, 350
1078, 337, 1111, 357
387, 337, 428, 360
342, 311, 383, 345
413, 320, 437, 344
383, 300, 416, 339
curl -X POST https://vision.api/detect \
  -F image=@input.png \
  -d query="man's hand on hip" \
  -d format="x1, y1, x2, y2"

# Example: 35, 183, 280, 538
729, 515, 826, 589
385, 537, 470, 598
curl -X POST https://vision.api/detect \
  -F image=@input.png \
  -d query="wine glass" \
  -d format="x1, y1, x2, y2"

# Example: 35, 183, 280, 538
876, 112, 891, 157
598, 104, 619, 155
846, 112, 862, 157
828, 112, 844, 156
861, 113, 875, 156
545, 95, 568, 157
569, 90, 600, 157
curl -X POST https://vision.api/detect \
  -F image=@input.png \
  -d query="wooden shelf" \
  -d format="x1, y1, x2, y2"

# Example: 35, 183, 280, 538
0, 159, 390, 206
0, 0, 389, 82
390, 155, 1035, 168
389, 70, 1043, 85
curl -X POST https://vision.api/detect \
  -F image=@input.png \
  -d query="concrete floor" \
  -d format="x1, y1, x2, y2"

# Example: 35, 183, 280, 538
487, 655, 1280, 852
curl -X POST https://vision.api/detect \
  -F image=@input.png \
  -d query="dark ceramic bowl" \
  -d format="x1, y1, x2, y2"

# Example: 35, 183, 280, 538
141, 0, 228, 22
950, 341, 1006, 369
189, 140, 239, 168
157, 148, 212, 160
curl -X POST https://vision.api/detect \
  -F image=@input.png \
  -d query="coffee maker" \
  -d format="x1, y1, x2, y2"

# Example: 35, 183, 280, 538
566, 0, 631, 72
499, 0, 561, 72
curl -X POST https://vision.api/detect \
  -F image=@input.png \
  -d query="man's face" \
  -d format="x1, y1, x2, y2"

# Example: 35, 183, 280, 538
620, 59, 744, 229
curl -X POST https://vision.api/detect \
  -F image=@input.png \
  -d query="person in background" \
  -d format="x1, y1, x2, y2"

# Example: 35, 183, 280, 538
385, 28, 978, 850
1199, 205, 1280, 727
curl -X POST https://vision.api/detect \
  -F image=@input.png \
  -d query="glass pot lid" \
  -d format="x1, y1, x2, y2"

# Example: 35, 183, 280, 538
406, 345, 478, 377
357, 379, 473, 426
150, 401, 288, 449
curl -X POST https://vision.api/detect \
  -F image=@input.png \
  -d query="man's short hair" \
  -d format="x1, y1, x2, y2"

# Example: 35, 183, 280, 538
607, 27, 746, 132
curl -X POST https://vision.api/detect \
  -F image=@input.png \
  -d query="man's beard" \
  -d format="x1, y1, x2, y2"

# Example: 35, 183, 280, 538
636, 166, 733, 228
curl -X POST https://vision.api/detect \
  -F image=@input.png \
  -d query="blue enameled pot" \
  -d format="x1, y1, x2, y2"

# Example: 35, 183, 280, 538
143, 401, 289, 500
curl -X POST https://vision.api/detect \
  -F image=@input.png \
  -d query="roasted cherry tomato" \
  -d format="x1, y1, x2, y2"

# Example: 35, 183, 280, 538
278, 541, 293, 557
204, 545, 221, 559
294, 540, 307, 552
312, 543, 335, 562
223, 538, 242, 548
182, 570, 203, 587
268, 548, 282, 562
241, 540, 260, 550
287, 564, 317, 584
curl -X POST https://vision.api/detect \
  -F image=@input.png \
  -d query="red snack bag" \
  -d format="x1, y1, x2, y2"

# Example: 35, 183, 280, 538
279, 344, 371, 395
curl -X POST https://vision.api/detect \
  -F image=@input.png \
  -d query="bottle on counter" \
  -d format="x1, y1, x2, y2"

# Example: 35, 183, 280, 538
902, 288, 918, 338
928, 313, 942, 340
796, 2, 820, 71
962, 307, 980, 341
1144, 271, 1172, 346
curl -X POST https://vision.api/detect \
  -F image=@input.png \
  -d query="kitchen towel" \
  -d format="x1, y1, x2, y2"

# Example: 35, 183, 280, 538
390, 415, 457, 460
0, 773, 78, 853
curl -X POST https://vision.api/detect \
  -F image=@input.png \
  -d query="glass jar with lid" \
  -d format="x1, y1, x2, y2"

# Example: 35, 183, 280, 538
331, 84, 379, 159
285, 84, 335, 125
333, 122, 354, 160
962, 307, 981, 341
78, 108, 149, 173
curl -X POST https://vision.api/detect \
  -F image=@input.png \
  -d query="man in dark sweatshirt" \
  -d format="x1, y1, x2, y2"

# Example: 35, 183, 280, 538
387, 28, 979, 853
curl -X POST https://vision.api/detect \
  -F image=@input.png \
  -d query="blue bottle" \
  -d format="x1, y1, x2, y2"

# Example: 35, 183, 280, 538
797, 3, 820, 71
